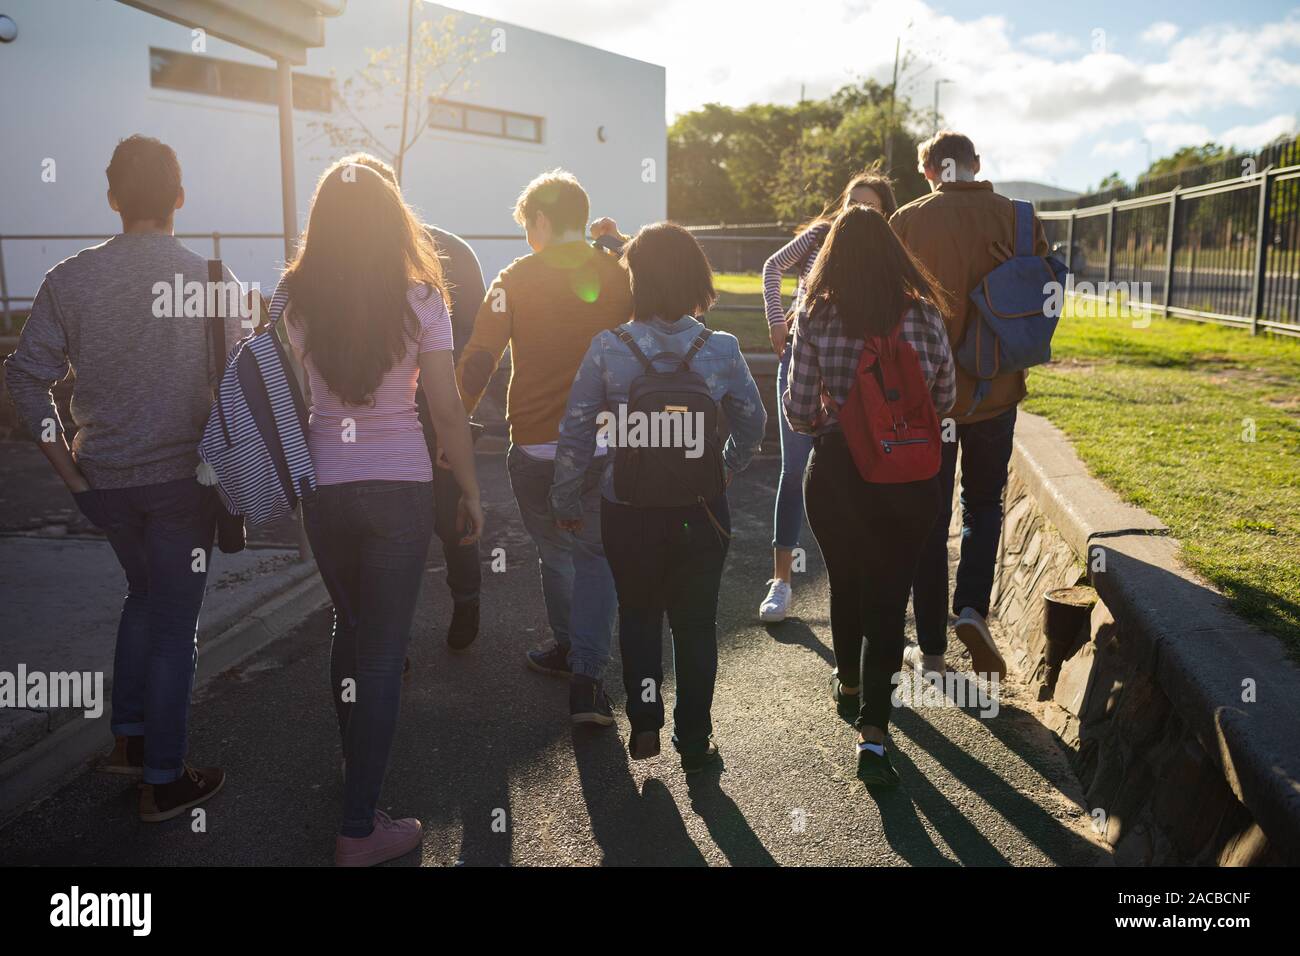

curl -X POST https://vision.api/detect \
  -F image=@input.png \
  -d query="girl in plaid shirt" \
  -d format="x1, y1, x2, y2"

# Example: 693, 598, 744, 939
758, 171, 899, 625
781, 205, 955, 790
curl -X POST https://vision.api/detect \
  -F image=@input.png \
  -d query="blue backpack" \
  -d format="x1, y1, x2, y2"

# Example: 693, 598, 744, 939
958, 199, 1068, 414
197, 284, 315, 526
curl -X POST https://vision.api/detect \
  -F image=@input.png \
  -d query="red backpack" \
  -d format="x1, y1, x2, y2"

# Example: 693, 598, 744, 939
831, 319, 941, 484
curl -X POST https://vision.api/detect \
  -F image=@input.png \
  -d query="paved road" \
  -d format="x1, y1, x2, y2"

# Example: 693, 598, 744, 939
0, 457, 1110, 867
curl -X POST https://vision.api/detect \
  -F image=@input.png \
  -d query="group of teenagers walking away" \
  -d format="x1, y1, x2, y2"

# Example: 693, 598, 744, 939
6, 126, 1053, 866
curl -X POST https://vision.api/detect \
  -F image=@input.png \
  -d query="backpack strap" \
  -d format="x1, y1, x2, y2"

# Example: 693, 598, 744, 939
1012, 199, 1035, 258
614, 327, 656, 373
206, 259, 227, 390
680, 328, 713, 371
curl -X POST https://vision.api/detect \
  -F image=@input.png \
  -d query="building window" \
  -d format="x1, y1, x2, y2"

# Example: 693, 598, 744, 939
149, 48, 332, 113
428, 98, 543, 144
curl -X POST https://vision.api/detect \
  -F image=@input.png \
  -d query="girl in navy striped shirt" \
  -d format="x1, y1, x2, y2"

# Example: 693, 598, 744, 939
758, 170, 899, 623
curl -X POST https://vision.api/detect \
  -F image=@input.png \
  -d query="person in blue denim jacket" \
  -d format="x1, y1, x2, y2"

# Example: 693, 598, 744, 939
549, 222, 766, 773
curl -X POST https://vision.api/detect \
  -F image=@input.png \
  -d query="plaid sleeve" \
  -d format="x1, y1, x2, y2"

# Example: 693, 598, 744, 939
782, 312, 822, 434
903, 302, 956, 416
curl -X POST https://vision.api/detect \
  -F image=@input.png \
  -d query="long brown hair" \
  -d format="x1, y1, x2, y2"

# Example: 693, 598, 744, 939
798, 167, 899, 233
283, 158, 445, 406
803, 205, 951, 338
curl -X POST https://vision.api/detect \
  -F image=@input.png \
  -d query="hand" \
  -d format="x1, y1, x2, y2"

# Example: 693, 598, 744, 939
67, 475, 92, 494
556, 517, 584, 534
769, 321, 788, 356
456, 494, 484, 545
590, 217, 619, 240
435, 446, 452, 470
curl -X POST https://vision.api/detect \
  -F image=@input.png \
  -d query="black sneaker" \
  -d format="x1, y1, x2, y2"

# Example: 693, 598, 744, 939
446, 600, 480, 651
629, 730, 661, 760
526, 643, 571, 677
569, 675, 615, 726
830, 670, 860, 724
139, 765, 226, 822
856, 746, 900, 789
680, 740, 722, 775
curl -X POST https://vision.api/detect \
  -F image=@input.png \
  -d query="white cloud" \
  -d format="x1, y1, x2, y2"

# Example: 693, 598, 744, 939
461, 0, 1300, 184
1141, 22, 1179, 45
1143, 122, 1213, 150
1218, 113, 1297, 150
1022, 31, 1081, 56
1092, 139, 1137, 158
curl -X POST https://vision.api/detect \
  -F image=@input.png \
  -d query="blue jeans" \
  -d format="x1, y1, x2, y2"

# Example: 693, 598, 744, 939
74, 478, 213, 785
506, 444, 617, 680
912, 407, 1018, 655
774, 343, 814, 549
302, 480, 433, 838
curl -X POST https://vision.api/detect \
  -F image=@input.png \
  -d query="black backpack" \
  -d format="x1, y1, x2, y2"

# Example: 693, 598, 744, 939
610, 326, 726, 509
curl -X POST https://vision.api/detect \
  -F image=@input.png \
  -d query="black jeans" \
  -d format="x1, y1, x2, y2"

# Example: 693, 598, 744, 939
301, 480, 433, 837
600, 495, 730, 756
804, 433, 940, 732
74, 477, 214, 785
428, 430, 481, 606
912, 407, 1017, 655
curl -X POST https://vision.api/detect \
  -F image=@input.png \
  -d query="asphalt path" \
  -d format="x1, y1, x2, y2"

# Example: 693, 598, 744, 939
0, 456, 1111, 867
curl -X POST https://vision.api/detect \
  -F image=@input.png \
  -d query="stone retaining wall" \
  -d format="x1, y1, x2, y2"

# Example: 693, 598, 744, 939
984, 413, 1300, 865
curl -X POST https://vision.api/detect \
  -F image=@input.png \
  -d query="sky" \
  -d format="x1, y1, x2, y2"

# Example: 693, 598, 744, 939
456, 0, 1300, 192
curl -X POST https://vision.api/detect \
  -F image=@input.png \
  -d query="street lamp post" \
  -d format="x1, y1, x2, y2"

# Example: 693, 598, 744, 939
933, 78, 954, 136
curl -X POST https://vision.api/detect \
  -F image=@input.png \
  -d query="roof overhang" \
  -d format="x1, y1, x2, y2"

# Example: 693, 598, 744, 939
116, 0, 345, 64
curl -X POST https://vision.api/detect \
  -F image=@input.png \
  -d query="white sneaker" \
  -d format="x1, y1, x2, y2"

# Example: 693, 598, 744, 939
903, 644, 947, 677
758, 579, 792, 622
954, 607, 1007, 680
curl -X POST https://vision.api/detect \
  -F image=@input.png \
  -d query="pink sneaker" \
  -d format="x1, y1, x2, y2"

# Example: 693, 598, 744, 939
334, 810, 424, 867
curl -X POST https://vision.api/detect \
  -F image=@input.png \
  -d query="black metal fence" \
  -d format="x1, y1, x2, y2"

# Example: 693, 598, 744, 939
1039, 163, 1300, 335
686, 222, 796, 278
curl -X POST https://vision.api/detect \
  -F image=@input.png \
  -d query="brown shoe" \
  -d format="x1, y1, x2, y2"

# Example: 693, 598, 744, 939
629, 730, 661, 760
99, 735, 144, 777
953, 608, 1007, 680
139, 765, 225, 823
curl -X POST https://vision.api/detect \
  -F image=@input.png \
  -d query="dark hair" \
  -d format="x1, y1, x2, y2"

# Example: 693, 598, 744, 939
622, 222, 717, 323
799, 167, 899, 233
105, 135, 182, 224
283, 160, 446, 406
918, 130, 978, 175
513, 169, 590, 234
803, 205, 951, 337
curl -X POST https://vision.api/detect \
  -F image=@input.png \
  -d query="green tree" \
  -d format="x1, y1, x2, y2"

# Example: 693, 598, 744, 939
667, 80, 931, 225
1145, 142, 1231, 178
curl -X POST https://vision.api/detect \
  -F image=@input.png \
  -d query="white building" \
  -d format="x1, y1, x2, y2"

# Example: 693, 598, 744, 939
991, 181, 1082, 205
0, 0, 666, 309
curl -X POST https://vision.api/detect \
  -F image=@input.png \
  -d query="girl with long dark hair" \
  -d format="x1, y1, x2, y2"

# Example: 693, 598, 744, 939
783, 205, 955, 788
758, 169, 898, 623
282, 159, 484, 865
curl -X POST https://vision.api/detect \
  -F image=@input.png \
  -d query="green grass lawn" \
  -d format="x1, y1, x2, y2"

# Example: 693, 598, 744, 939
1026, 302, 1300, 657
710, 272, 1300, 655
706, 272, 795, 350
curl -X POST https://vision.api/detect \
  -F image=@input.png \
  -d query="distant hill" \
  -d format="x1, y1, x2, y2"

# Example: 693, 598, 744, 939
992, 181, 1082, 204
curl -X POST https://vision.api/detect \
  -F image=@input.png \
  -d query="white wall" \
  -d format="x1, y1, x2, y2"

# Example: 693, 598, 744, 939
0, 0, 666, 303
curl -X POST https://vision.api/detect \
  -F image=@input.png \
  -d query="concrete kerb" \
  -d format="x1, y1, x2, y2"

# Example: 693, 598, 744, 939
1011, 411, 1300, 861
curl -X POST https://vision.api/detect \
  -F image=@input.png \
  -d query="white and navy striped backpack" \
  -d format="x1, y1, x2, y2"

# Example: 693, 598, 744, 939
197, 277, 315, 525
